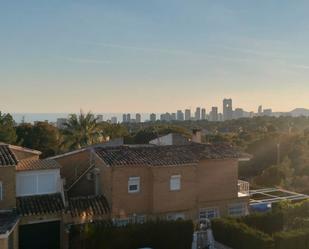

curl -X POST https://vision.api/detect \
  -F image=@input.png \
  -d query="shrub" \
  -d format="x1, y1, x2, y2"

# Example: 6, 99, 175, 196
240, 211, 284, 234
274, 229, 309, 249
69, 220, 194, 249
212, 218, 274, 249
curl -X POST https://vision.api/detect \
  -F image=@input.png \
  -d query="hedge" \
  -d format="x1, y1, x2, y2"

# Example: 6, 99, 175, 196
69, 220, 194, 249
274, 229, 309, 249
240, 211, 284, 234
212, 218, 274, 249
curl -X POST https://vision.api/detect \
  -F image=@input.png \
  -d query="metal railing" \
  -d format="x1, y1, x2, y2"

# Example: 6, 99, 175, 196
238, 180, 250, 196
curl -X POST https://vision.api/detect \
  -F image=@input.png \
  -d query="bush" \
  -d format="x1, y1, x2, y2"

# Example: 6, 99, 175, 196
69, 220, 194, 249
240, 211, 284, 234
274, 229, 309, 249
212, 218, 274, 249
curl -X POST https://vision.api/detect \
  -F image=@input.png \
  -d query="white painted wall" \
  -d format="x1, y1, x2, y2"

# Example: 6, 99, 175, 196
149, 134, 173, 146
16, 169, 61, 197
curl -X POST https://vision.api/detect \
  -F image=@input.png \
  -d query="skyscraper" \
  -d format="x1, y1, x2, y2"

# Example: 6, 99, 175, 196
201, 108, 206, 120
126, 113, 131, 123
258, 105, 263, 116
136, 113, 141, 123
185, 109, 191, 121
111, 117, 118, 124
122, 114, 127, 123
150, 113, 156, 122
195, 107, 201, 120
210, 107, 218, 122
223, 99, 233, 121
176, 110, 184, 121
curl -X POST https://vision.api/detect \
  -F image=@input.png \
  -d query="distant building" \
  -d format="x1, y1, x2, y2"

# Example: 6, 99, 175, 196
111, 117, 118, 124
160, 113, 172, 122
177, 110, 184, 121
263, 109, 272, 116
96, 114, 104, 123
126, 114, 131, 123
201, 108, 206, 120
210, 107, 218, 122
171, 113, 177, 121
258, 105, 263, 116
185, 109, 191, 121
136, 113, 141, 123
234, 108, 244, 119
195, 107, 201, 120
150, 113, 156, 122
57, 118, 67, 129
122, 114, 127, 123
223, 99, 233, 121
218, 113, 223, 122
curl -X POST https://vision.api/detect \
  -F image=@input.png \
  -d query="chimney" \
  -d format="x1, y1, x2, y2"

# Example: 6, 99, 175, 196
192, 129, 202, 143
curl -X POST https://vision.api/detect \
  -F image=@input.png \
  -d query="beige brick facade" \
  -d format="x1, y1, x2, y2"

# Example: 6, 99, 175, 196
94, 156, 248, 221
0, 166, 16, 210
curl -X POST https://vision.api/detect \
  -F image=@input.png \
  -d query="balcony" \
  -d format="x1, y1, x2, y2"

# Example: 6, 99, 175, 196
238, 180, 250, 197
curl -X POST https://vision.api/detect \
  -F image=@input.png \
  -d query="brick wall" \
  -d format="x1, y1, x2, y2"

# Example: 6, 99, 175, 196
0, 166, 16, 209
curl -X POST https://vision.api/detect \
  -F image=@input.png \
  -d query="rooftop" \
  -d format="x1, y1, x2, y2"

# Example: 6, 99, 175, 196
16, 158, 61, 171
0, 212, 20, 235
17, 193, 65, 216
68, 195, 110, 217
0, 144, 18, 166
95, 143, 248, 167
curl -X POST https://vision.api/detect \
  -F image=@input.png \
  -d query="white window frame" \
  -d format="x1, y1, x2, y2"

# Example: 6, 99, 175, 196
228, 203, 247, 217
0, 181, 3, 201
128, 176, 140, 193
199, 207, 220, 220
167, 212, 185, 221
16, 170, 58, 197
170, 175, 181, 191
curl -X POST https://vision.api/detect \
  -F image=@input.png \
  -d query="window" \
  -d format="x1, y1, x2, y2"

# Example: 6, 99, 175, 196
128, 177, 140, 193
38, 173, 56, 193
16, 171, 58, 196
199, 208, 220, 220
228, 203, 247, 217
129, 214, 146, 224
0, 181, 3, 201
167, 213, 185, 221
170, 175, 181, 191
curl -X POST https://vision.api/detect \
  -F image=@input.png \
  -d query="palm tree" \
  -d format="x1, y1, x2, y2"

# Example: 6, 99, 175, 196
63, 111, 103, 149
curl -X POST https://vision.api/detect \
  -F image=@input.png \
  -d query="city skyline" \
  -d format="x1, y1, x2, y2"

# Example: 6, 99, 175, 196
2, 1, 309, 113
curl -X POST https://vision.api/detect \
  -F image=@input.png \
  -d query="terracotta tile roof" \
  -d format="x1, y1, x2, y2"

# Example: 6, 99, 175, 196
17, 193, 65, 216
68, 195, 110, 217
16, 158, 61, 171
95, 143, 247, 167
0, 144, 18, 166
0, 212, 19, 235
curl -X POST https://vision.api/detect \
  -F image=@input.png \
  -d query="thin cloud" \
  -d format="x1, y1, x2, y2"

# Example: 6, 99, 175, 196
83, 41, 196, 56
58, 56, 111, 64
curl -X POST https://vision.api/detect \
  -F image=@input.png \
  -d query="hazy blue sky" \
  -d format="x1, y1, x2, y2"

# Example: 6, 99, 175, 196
2, 0, 309, 113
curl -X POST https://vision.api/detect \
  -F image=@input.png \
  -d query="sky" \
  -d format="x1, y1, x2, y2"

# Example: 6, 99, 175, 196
2, 0, 309, 113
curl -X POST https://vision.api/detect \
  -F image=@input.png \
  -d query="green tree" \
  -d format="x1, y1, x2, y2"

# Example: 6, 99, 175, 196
254, 157, 294, 187
16, 122, 61, 158
0, 112, 17, 144
62, 111, 103, 149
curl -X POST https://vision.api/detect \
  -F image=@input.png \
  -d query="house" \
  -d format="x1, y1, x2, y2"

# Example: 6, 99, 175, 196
149, 133, 190, 146
92, 143, 250, 223
0, 140, 250, 249
0, 143, 66, 249
0, 143, 110, 249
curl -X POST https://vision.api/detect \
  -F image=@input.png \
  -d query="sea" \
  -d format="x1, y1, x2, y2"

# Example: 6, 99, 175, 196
11, 113, 154, 124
